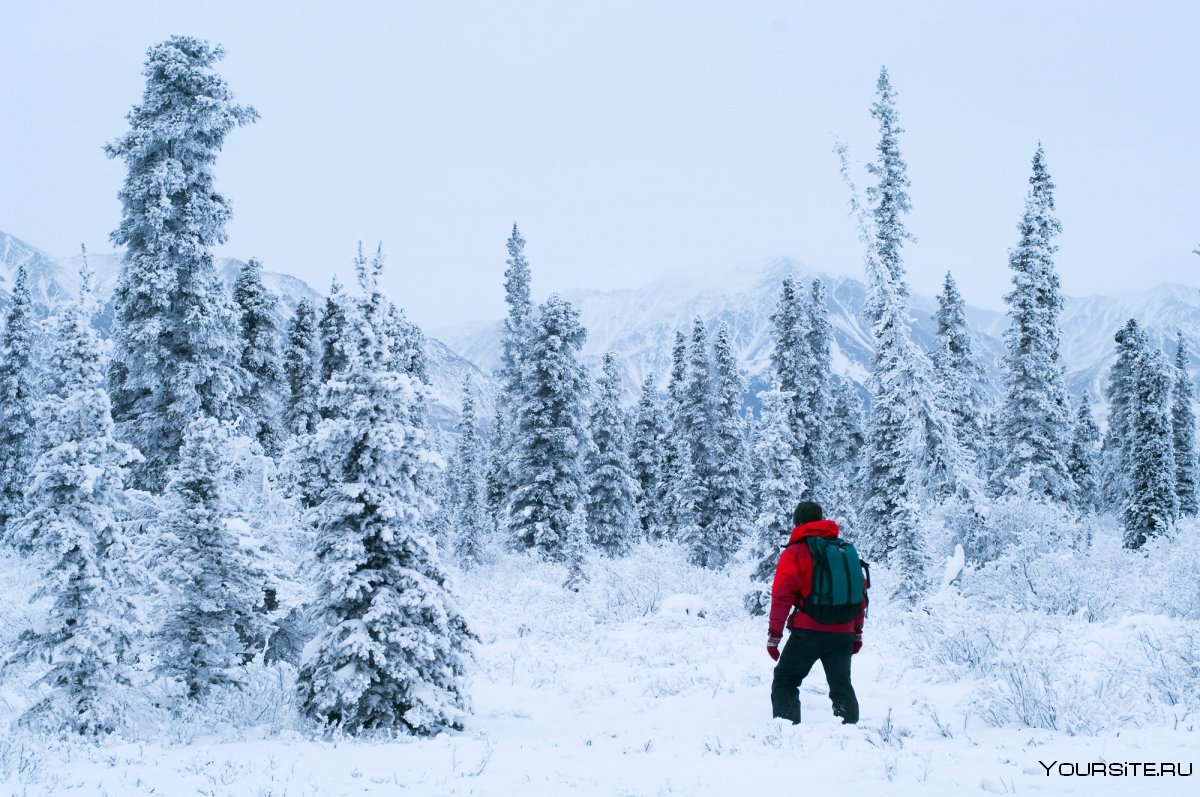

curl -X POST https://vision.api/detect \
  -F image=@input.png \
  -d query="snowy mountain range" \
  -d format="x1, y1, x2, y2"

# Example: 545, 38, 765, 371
434, 256, 1200, 416
6, 229, 1199, 424
0, 230, 488, 430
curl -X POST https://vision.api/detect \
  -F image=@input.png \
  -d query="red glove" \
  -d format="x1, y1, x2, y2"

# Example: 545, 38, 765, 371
852, 632, 863, 655
767, 633, 782, 661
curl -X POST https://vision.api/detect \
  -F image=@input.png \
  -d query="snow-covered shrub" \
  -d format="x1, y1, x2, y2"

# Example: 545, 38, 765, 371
1131, 518, 1200, 620
974, 655, 1140, 735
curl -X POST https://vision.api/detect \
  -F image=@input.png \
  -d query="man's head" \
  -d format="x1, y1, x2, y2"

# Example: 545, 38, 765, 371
793, 500, 823, 526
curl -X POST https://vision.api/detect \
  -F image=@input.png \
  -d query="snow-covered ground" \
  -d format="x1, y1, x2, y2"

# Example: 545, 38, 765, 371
1, 532, 1197, 796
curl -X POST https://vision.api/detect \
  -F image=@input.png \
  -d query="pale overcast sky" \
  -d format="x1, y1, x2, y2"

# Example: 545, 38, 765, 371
1, 1, 1197, 327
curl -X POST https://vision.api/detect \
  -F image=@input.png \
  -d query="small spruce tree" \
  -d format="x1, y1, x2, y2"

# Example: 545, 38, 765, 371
6, 261, 139, 734
708, 324, 752, 563
1066, 395, 1101, 514
745, 388, 804, 615
298, 244, 471, 733
585, 354, 639, 555
283, 298, 321, 437
1172, 332, 1198, 516
233, 258, 286, 455
157, 415, 267, 698
630, 373, 668, 537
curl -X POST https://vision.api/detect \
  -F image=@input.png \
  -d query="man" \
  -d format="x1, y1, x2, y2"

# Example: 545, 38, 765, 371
767, 500, 866, 724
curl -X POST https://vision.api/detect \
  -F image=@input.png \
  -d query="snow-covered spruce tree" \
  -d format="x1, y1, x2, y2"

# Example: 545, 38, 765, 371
708, 324, 752, 561
157, 415, 266, 698
858, 251, 923, 586
283, 298, 321, 437
385, 302, 429, 386
658, 331, 692, 540
1172, 332, 1198, 516
1123, 341, 1178, 548
932, 271, 987, 461
483, 405, 510, 522
827, 380, 866, 479
796, 279, 833, 495
499, 223, 534, 407
769, 277, 806, 464
630, 373, 667, 538
1100, 319, 1143, 512
105, 36, 255, 490
490, 224, 535, 511
855, 68, 954, 598
1066, 394, 1101, 514
319, 277, 350, 390
679, 318, 725, 568
233, 257, 285, 455
298, 245, 470, 733
996, 147, 1073, 502
745, 387, 805, 615
507, 295, 592, 561
585, 354, 639, 555
0, 262, 39, 537
5, 262, 139, 734
382, 301, 433, 467
864, 66, 912, 316
444, 380, 492, 567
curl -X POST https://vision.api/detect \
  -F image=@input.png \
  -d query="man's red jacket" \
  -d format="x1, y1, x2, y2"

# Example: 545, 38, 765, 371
768, 519, 867, 640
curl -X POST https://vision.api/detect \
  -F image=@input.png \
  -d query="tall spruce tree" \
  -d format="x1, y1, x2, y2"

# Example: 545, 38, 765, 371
1067, 394, 1101, 513
105, 36, 255, 489
932, 272, 987, 460
6, 261, 139, 734
585, 354, 639, 555
507, 295, 591, 560
233, 258, 285, 455
745, 387, 804, 615
298, 245, 470, 733
996, 147, 1073, 502
865, 66, 912, 313
0, 262, 39, 536
856, 67, 946, 600
157, 415, 266, 698
1172, 332, 1198, 516
283, 298, 321, 437
1123, 341, 1177, 548
490, 225, 535, 512
708, 324, 752, 562
630, 373, 667, 537
499, 224, 534, 406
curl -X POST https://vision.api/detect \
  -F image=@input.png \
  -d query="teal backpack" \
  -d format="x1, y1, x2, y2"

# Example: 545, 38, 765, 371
787, 536, 870, 625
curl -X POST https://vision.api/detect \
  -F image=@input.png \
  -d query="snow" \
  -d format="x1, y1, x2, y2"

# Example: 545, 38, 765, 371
941, 544, 965, 589
658, 593, 709, 619
1, 535, 1196, 795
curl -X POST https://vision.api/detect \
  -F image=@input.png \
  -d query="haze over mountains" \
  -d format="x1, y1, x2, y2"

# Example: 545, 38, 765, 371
4, 229, 1198, 421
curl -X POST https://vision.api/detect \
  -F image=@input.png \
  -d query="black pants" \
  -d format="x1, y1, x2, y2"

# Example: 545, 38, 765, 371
771, 629, 858, 724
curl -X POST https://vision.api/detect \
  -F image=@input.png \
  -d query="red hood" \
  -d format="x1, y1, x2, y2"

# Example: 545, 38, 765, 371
786, 519, 840, 545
